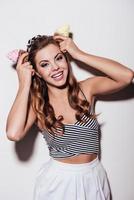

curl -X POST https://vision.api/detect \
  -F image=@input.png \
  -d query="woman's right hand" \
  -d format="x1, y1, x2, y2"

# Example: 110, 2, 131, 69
16, 52, 35, 86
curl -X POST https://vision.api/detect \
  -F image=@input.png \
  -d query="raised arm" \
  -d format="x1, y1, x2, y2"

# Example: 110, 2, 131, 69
74, 52, 133, 96
6, 53, 36, 141
54, 35, 133, 96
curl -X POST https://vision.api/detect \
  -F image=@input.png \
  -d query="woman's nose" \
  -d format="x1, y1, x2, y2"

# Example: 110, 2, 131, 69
51, 62, 59, 71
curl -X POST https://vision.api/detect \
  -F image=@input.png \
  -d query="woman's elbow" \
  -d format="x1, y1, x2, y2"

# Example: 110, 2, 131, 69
125, 70, 134, 84
122, 70, 134, 85
6, 130, 22, 142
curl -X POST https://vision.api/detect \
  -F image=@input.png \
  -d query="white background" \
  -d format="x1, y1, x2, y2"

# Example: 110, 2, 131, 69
0, 0, 134, 199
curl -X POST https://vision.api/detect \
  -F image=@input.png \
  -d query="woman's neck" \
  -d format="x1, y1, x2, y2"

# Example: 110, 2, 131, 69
48, 85, 68, 100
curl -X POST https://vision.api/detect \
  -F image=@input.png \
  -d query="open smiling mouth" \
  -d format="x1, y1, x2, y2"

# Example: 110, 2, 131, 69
51, 71, 64, 81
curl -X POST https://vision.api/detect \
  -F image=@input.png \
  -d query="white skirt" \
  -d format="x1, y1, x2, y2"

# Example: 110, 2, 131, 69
33, 156, 110, 200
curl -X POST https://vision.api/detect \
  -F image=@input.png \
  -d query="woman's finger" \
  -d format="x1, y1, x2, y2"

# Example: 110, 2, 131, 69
53, 35, 68, 41
22, 62, 31, 68
60, 46, 67, 53
59, 42, 68, 53
17, 52, 29, 67
26, 65, 33, 69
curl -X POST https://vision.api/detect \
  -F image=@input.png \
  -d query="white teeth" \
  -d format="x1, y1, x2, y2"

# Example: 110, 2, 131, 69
52, 72, 63, 78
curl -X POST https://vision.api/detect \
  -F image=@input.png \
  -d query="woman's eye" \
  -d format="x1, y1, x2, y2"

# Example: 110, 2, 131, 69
40, 63, 49, 67
57, 56, 63, 61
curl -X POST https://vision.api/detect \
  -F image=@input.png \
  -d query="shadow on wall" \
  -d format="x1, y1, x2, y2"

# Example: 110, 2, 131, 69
14, 124, 39, 161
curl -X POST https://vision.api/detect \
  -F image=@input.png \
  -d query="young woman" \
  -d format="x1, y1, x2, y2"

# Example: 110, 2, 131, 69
6, 34, 133, 200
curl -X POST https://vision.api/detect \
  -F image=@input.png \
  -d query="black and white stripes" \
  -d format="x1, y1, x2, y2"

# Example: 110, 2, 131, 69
43, 113, 100, 159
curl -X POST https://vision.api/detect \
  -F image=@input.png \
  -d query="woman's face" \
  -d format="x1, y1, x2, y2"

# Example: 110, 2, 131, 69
35, 44, 69, 88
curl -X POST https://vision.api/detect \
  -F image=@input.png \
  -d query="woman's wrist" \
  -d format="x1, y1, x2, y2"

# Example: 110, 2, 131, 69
18, 83, 31, 92
72, 49, 86, 60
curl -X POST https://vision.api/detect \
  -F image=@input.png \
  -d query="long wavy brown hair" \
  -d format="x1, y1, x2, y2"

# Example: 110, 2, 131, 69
27, 35, 96, 135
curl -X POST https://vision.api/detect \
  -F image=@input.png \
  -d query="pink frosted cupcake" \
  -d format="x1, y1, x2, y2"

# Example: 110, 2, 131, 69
7, 49, 25, 63
7, 49, 20, 63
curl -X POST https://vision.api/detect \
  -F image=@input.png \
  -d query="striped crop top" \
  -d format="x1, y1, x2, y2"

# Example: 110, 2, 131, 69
43, 93, 100, 159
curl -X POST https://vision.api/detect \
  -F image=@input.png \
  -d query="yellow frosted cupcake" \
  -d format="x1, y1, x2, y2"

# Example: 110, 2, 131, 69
54, 24, 70, 37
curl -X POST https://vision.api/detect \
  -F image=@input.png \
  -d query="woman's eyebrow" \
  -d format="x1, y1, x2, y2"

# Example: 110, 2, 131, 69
39, 53, 62, 64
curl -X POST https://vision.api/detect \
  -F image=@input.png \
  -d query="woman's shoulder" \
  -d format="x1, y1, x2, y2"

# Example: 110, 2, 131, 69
79, 76, 98, 89
79, 77, 96, 103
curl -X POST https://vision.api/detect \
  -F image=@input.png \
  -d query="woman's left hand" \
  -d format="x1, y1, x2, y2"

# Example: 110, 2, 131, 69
53, 35, 82, 59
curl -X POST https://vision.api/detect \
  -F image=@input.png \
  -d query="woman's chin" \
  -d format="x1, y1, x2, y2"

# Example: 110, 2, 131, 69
47, 78, 68, 89
54, 79, 68, 88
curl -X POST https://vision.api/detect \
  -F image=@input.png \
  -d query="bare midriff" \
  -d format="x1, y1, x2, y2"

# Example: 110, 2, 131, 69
54, 153, 97, 164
